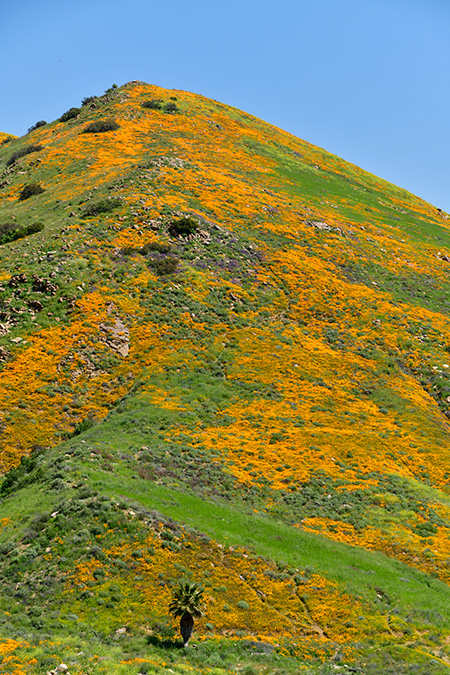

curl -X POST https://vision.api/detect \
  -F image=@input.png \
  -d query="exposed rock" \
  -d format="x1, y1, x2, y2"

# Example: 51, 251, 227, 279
31, 275, 58, 295
0, 346, 10, 361
0, 322, 13, 337
59, 296, 77, 311
46, 666, 70, 675
27, 299, 44, 312
7, 273, 28, 288
99, 317, 130, 357
306, 220, 332, 231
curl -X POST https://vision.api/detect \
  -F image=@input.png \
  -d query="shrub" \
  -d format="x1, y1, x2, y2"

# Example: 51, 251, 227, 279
151, 620, 176, 639
0, 452, 40, 496
80, 197, 122, 217
71, 417, 96, 437
141, 99, 163, 110
122, 245, 138, 256
18, 183, 45, 201
82, 119, 119, 134
0, 221, 44, 246
81, 96, 97, 107
151, 256, 179, 276
164, 102, 179, 114
6, 144, 43, 166
59, 107, 81, 123
27, 120, 46, 133
0, 542, 15, 555
168, 216, 198, 237
141, 241, 171, 254
237, 600, 250, 610
1, 136, 13, 145
0, 222, 18, 239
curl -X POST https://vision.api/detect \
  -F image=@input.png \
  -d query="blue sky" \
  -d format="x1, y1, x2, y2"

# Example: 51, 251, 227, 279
1, 0, 449, 212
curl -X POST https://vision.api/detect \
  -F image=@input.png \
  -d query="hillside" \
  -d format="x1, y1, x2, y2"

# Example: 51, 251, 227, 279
0, 81, 450, 674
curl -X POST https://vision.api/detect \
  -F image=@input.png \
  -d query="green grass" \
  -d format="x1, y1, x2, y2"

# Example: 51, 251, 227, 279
85, 464, 450, 626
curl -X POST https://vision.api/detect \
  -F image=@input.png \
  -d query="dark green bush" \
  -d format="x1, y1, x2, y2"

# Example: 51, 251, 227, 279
1, 136, 13, 145
81, 96, 97, 107
141, 99, 163, 110
70, 417, 96, 437
0, 542, 15, 555
0, 222, 18, 239
124, 241, 172, 256
141, 241, 171, 254
80, 197, 122, 217
59, 107, 81, 123
122, 245, 138, 256
0, 221, 44, 246
27, 120, 46, 133
168, 216, 198, 237
164, 102, 179, 114
151, 256, 179, 276
0, 451, 42, 496
6, 144, 43, 166
82, 119, 119, 134
18, 183, 45, 201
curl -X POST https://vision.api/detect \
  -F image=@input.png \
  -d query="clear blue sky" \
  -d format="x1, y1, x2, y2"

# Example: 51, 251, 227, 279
2, 0, 450, 212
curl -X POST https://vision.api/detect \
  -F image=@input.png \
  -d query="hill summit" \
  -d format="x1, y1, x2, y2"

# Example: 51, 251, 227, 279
1, 81, 450, 674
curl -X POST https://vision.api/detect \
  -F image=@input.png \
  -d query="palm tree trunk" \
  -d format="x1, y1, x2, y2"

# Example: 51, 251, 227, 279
180, 612, 194, 646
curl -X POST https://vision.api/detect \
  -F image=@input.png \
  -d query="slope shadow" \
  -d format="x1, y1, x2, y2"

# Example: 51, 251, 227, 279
146, 635, 183, 649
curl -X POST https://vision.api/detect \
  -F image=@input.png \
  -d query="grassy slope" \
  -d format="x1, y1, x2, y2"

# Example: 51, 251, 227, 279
1, 82, 450, 672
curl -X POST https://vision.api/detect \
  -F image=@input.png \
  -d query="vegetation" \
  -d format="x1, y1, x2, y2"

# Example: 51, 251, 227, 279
18, 182, 45, 200
168, 216, 199, 237
6, 143, 43, 166
149, 255, 179, 275
59, 107, 81, 122
1, 80, 450, 673
169, 581, 204, 646
0, 221, 44, 246
164, 101, 179, 114
82, 119, 120, 133
27, 120, 47, 133
80, 197, 122, 217
141, 99, 163, 110
141, 99, 179, 113
81, 96, 97, 107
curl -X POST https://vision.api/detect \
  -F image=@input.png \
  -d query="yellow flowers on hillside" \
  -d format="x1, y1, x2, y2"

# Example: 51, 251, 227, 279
1, 80, 450, 588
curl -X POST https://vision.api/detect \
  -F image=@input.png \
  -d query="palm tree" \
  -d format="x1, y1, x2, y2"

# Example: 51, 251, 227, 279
169, 580, 204, 647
